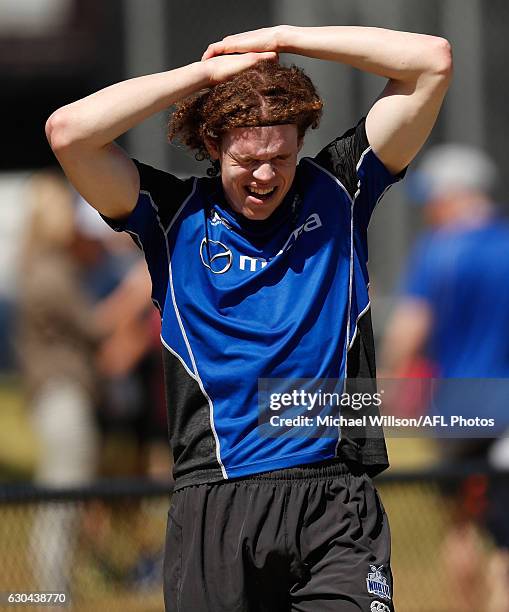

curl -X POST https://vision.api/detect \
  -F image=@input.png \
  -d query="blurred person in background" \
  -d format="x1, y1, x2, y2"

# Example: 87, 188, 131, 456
69, 201, 170, 587
93, 260, 171, 589
17, 180, 169, 590
17, 171, 100, 591
0, 286, 16, 372
71, 205, 170, 587
94, 258, 171, 480
73, 199, 169, 479
381, 145, 509, 612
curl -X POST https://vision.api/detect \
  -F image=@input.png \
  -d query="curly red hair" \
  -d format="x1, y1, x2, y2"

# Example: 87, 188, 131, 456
168, 60, 323, 175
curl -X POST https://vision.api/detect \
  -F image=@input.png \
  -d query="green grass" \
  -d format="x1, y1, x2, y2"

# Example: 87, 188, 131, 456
0, 378, 37, 479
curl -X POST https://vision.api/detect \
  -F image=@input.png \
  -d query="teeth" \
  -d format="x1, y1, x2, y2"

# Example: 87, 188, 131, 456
248, 186, 275, 196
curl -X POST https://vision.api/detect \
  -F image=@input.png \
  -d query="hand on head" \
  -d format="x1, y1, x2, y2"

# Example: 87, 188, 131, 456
202, 51, 278, 86
201, 26, 283, 60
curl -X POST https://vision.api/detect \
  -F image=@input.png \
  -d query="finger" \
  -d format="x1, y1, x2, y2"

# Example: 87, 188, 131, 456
202, 42, 225, 61
203, 34, 259, 60
257, 51, 278, 62
201, 44, 217, 61
201, 46, 213, 61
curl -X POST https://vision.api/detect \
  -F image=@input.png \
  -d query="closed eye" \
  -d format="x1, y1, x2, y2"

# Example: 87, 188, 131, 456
230, 154, 292, 166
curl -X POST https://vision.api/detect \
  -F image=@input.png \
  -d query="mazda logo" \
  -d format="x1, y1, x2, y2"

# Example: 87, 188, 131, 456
199, 237, 233, 274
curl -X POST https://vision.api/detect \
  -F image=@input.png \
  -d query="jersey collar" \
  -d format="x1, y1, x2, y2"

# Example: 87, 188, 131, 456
204, 175, 302, 240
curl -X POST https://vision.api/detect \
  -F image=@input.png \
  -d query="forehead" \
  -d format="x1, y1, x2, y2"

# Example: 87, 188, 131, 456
222, 124, 299, 157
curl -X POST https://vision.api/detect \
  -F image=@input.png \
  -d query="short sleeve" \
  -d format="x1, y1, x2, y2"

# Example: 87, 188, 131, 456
99, 159, 195, 314
314, 118, 406, 231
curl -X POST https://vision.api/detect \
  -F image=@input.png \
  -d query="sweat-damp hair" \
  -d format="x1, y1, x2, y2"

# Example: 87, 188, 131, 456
168, 60, 323, 176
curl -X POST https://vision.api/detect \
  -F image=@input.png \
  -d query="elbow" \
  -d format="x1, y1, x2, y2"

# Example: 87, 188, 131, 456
45, 107, 80, 153
428, 37, 453, 81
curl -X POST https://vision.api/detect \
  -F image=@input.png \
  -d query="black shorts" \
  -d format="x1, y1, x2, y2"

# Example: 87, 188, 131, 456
163, 459, 394, 612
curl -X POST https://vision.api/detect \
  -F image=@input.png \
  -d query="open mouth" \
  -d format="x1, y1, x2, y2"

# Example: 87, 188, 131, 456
245, 186, 277, 201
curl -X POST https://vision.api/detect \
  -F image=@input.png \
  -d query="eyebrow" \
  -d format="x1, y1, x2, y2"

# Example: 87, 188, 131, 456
233, 152, 292, 162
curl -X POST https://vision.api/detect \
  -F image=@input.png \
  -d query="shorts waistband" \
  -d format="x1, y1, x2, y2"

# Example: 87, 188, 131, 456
236, 457, 366, 482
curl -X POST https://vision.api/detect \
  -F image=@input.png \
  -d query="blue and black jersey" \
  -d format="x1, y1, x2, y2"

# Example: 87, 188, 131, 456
101, 118, 405, 490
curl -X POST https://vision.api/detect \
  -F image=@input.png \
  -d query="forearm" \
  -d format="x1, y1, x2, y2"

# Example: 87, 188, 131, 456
203, 25, 451, 175
278, 25, 451, 81
46, 50, 276, 219
46, 62, 210, 150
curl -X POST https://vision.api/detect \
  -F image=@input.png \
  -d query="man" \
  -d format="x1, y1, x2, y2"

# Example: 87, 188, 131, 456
381, 145, 509, 612
46, 25, 451, 612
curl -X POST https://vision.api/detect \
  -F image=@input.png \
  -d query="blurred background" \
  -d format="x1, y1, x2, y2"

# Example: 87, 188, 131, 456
1, 1, 508, 611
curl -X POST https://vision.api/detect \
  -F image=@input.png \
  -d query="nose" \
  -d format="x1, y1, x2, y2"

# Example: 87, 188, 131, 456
252, 161, 275, 182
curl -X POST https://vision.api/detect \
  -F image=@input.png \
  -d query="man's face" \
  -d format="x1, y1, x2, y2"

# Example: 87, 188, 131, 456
207, 124, 302, 221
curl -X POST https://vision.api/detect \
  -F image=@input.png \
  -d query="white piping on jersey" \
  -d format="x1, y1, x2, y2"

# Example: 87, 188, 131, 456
304, 158, 352, 203
152, 298, 162, 312
142, 181, 228, 480
304, 148, 371, 455
373, 183, 395, 216
348, 177, 400, 348
345, 145, 372, 355
348, 301, 371, 351
303, 149, 371, 351
339, 146, 370, 453
139, 187, 197, 372
346, 183, 396, 349
160, 333, 198, 381
349, 146, 371, 345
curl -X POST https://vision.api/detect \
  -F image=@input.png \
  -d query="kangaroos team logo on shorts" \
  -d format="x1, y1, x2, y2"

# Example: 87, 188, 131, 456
366, 565, 391, 600
371, 601, 391, 612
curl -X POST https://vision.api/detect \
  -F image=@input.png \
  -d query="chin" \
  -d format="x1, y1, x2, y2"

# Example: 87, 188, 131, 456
241, 195, 285, 221
242, 206, 276, 221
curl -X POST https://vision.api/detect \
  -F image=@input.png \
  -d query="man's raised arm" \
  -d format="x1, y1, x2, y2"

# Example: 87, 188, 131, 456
46, 52, 277, 219
203, 25, 453, 174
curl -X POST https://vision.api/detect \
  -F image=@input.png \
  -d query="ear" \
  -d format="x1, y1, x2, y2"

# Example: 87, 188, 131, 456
297, 137, 304, 153
204, 136, 220, 161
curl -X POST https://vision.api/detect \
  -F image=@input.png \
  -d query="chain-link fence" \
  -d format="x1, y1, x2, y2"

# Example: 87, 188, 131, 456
379, 468, 509, 612
0, 480, 171, 612
1, 469, 507, 612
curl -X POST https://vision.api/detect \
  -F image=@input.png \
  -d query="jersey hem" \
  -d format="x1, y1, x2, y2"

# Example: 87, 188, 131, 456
225, 449, 338, 479
172, 450, 390, 491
